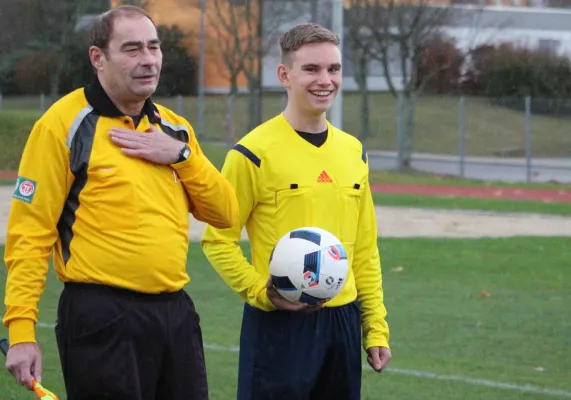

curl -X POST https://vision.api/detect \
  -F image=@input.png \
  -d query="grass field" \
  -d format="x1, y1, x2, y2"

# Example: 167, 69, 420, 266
3, 92, 571, 158
0, 238, 570, 400
368, 170, 571, 190
372, 193, 571, 215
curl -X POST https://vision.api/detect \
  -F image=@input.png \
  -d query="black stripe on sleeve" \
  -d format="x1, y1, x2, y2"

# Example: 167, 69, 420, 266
233, 144, 261, 168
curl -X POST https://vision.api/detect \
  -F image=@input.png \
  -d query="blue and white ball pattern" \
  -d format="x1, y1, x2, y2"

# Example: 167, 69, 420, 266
269, 227, 349, 305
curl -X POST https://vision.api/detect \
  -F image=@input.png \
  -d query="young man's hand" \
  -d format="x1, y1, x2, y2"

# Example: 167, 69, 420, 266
265, 278, 324, 313
5, 342, 42, 390
367, 346, 392, 373
109, 125, 186, 165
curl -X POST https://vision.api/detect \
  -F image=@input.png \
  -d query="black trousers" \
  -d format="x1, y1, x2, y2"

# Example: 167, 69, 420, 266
55, 282, 208, 400
237, 302, 362, 400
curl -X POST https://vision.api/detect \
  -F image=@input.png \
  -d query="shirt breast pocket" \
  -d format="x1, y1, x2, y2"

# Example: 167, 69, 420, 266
90, 168, 139, 231
274, 186, 314, 239
338, 185, 363, 244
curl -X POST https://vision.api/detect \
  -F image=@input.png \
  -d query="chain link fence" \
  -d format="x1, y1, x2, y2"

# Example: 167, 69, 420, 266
2, 92, 570, 182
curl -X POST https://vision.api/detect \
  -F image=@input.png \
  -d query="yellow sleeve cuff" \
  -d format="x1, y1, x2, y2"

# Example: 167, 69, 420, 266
8, 319, 36, 346
364, 336, 390, 351
257, 292, 278, 312
171, 149, 205, 175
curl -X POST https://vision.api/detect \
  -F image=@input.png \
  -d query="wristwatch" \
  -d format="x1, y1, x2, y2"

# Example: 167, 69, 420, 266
175, 144, 191, 163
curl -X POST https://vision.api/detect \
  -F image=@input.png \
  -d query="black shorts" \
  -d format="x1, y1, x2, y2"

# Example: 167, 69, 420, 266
54, 282, 208, 400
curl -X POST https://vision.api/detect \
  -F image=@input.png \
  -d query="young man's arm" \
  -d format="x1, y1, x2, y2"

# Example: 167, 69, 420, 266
201, 147, 276, 311
171, 125, 239, 230
352, 179, 390, 351
3, 117, 70, 346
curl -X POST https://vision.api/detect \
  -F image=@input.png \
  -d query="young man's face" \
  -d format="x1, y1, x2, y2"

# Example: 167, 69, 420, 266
279, 42, 342, 115
91, 15, 162, 104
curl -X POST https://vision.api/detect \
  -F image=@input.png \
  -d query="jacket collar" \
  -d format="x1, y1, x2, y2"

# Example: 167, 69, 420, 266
84, 76, 160, 123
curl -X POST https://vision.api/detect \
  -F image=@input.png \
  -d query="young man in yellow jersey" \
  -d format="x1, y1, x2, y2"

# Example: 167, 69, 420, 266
201, 23, 391, 399
3, 5, 238, 399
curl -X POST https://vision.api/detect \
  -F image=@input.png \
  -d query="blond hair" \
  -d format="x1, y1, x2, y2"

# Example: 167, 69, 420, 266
279, 23, 340, 64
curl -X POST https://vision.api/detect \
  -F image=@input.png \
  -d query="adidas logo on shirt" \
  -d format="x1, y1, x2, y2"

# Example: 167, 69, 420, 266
317, 170, 333, 183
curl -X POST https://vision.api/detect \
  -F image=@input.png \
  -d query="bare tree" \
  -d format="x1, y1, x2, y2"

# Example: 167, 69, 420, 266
345, 1, 376, 141
199, 0, 307, 133
358, 0, 453, 169
191, 0, 250, 144
234, 0, 307, 131
347, 0, 489, 169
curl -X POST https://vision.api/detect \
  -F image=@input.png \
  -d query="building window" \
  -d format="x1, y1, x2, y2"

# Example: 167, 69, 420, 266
538, 39, 559, 54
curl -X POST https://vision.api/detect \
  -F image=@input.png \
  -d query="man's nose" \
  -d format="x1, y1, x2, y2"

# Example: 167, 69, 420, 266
139, 48, 156, 66
316, 71, 332, 86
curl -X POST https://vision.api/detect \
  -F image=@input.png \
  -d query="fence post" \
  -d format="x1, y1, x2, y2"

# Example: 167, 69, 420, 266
40, 94, 46, 113
0, 93, 3, 110
396, 91, 404, 170
525, 96, 532, 183
176, 94, 183, 116
458, 96, 466, 178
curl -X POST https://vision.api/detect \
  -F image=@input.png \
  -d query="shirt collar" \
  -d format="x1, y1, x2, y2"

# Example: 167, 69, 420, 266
84, 76, 160, 123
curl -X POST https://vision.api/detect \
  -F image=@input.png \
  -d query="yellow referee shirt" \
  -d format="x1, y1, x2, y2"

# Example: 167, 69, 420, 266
3, 78, 238, 346
201, 113, 389, 350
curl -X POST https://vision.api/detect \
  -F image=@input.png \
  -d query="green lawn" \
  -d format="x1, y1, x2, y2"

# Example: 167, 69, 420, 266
0, 111, 40, 171
1, 238, 570, 399
369, 170, 571, 190
373, 194, 571, 216
3, 92, 571, 158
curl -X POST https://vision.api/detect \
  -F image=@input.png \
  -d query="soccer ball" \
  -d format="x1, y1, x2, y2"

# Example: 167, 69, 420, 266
269, 227, 349, 305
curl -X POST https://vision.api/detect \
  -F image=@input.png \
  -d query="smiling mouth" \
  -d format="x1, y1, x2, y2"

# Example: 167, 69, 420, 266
310, 90, 334, 98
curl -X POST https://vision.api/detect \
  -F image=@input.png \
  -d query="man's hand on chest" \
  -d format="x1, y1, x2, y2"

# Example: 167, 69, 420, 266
108, 125, 187, 165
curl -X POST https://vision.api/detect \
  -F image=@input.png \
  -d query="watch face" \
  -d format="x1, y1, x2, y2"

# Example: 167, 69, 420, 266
183, 148, 191, 158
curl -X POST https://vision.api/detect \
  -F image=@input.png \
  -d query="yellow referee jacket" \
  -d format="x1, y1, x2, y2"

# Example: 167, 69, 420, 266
201, 114, 389, 350
3, 78, 238, 346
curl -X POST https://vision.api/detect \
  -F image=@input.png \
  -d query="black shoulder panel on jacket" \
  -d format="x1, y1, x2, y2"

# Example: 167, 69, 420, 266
233, 144, 261, 168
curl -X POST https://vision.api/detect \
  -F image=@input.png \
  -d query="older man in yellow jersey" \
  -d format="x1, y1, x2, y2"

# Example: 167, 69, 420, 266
3, 5, 238, 399
201, 23, 391, 399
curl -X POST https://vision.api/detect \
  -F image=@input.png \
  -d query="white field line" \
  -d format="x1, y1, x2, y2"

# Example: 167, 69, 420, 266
35, 323, 571, 398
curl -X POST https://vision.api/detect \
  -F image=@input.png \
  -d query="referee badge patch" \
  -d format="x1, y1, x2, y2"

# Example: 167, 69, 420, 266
13, 176, 37, 204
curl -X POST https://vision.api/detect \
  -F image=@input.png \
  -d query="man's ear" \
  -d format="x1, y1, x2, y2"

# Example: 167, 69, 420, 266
89, 46, 107, 71
277, 64, 290, 88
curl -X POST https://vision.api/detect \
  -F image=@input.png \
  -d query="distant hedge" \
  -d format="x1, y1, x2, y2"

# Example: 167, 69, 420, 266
417, 38, 571, 116
2, 24, 198, 97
